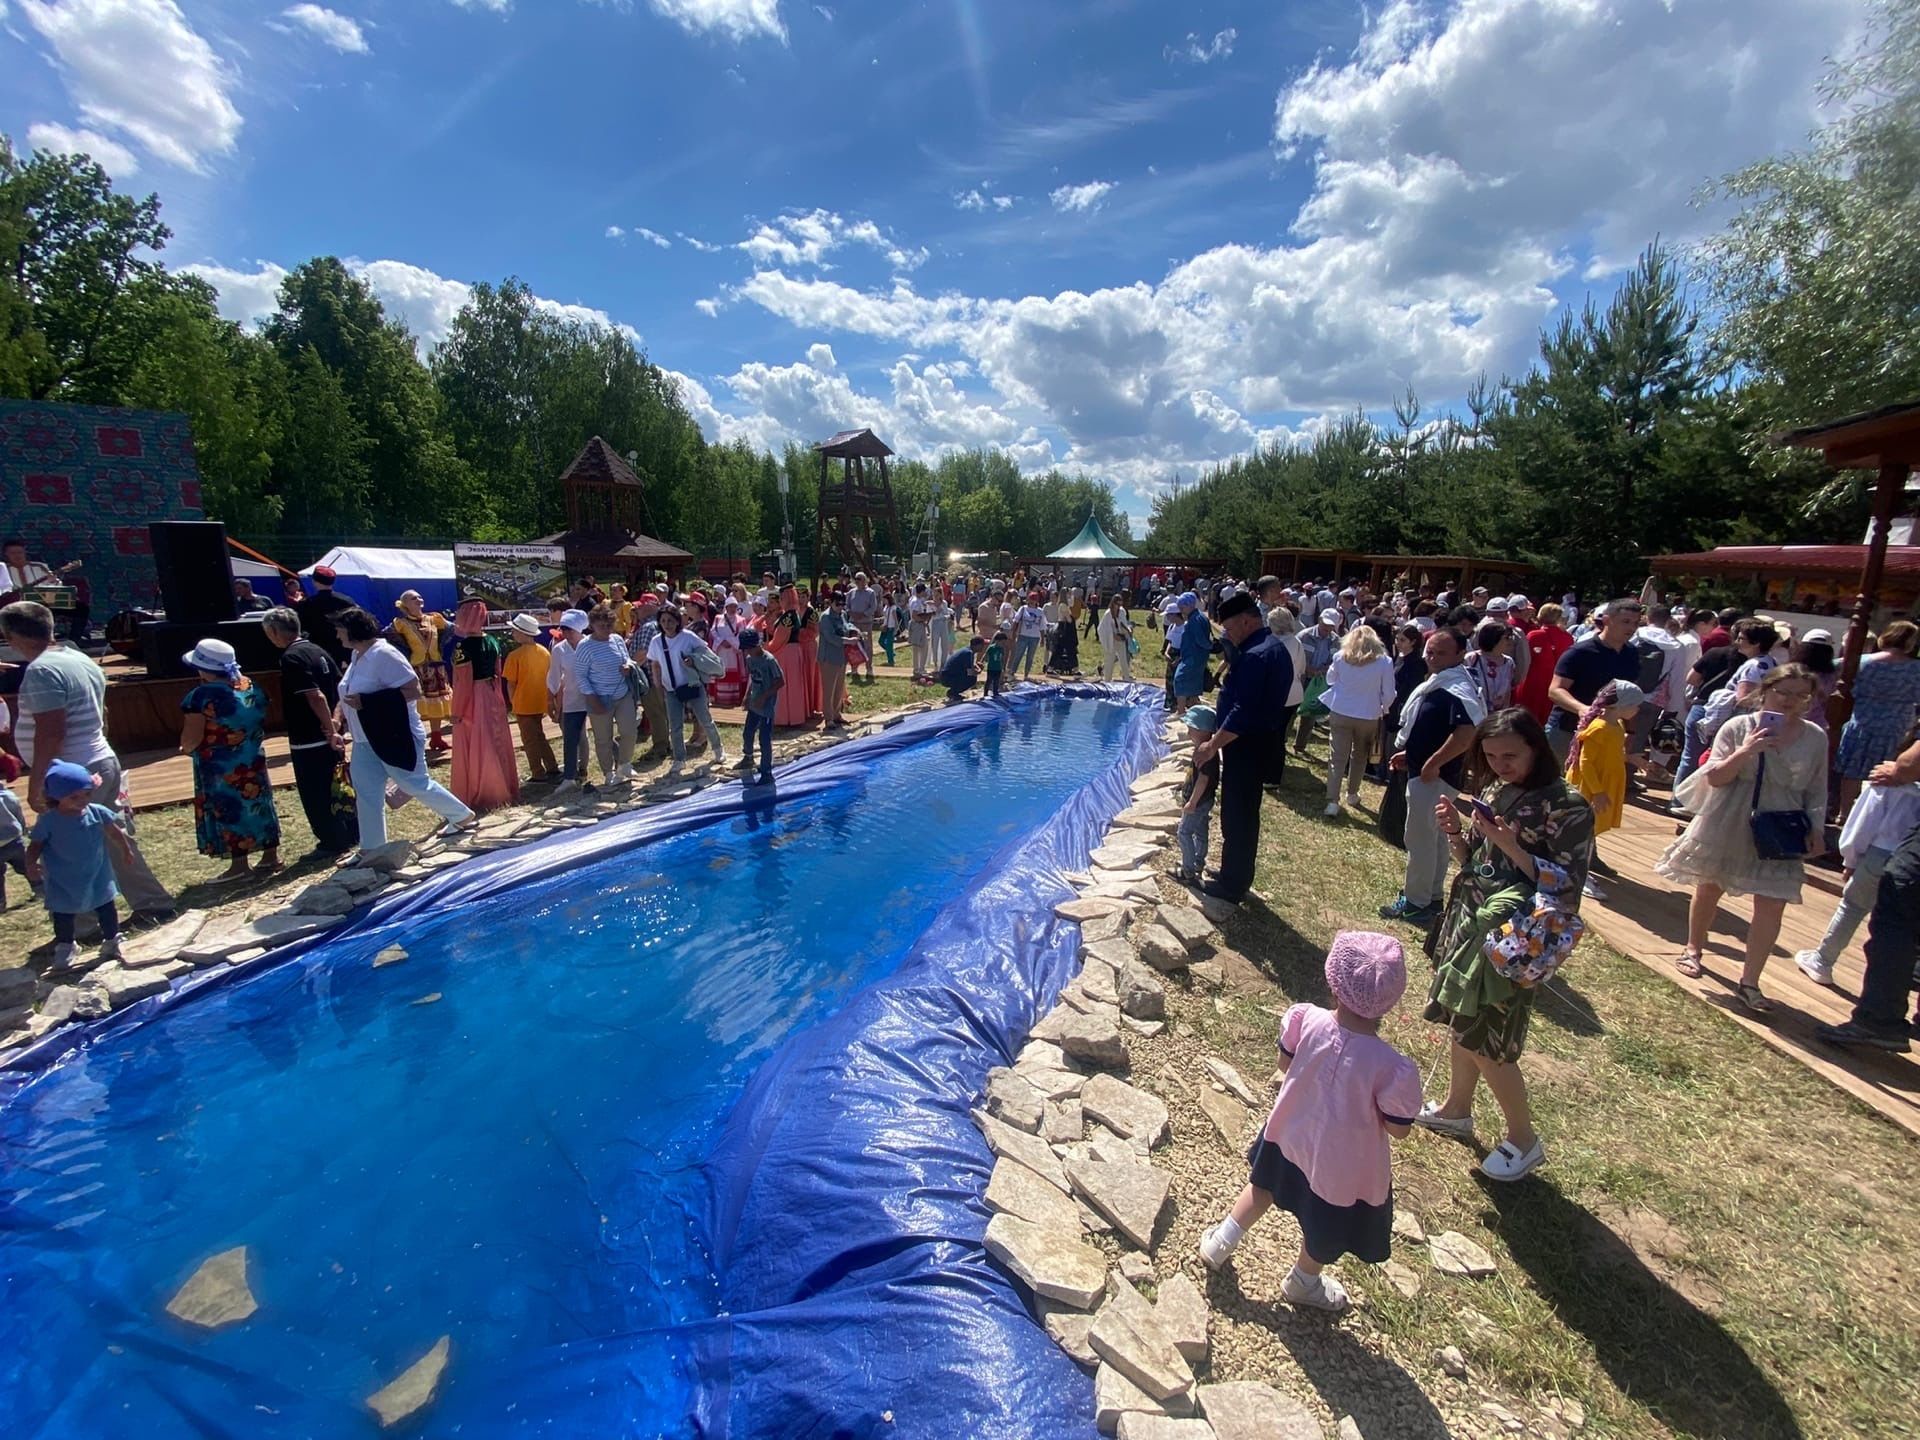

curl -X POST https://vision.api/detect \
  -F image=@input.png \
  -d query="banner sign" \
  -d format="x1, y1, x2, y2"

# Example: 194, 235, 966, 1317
453, 543, 568, 610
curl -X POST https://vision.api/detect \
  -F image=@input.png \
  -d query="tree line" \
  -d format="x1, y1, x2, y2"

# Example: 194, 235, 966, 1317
1145, 1, 1919, 592
0, 141, 1126, 568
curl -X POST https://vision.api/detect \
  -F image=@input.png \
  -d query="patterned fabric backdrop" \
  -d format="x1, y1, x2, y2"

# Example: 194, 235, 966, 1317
0, 400, 206, 614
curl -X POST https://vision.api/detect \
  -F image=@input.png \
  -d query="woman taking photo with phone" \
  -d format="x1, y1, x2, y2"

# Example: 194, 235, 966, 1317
1416, 707, 1594, 1182
1656, 663, 1828, 1012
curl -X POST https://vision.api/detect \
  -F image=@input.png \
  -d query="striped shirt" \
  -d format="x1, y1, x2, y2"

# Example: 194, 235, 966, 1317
571, 635, 630, 701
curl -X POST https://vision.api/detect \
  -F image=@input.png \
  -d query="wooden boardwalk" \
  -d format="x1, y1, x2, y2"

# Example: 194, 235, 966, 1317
1582, 787, 1920, 1140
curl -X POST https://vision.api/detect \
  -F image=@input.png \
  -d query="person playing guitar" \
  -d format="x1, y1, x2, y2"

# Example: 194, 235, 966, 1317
0, 539, 80, 605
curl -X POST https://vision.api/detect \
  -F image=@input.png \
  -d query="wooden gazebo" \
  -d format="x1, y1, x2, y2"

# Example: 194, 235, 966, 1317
814, 427, 903, 580
534, 436, 691, 584
1774, 401, 1920, 707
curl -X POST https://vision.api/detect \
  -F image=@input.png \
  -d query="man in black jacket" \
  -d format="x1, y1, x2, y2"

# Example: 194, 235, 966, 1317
1190, 592, 1293, 903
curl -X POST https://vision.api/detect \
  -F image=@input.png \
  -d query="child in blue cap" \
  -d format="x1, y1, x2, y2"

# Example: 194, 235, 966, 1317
25, 760, 134, 970
1177, 703, 1220, 884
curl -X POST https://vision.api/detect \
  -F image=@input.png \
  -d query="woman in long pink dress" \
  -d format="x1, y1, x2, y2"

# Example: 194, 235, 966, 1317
710, 598, 748, 709
449, 598, 520, 813
767, 585, 821, 727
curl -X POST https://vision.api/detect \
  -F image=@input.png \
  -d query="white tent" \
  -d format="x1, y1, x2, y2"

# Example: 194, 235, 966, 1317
301, 546, 458, 614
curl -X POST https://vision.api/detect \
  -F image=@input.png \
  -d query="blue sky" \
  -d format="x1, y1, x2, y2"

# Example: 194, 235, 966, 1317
1, 0, 1869, 527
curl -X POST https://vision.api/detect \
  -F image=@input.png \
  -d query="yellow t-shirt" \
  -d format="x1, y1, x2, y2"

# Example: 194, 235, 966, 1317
502, 643, 553, 716
1572, 716, 1627, 835
611, 600, 634, 636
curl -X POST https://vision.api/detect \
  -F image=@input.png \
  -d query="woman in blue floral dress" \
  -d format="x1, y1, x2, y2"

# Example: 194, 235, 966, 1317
1835, 621, 1920, 820
179, 639, 282, 880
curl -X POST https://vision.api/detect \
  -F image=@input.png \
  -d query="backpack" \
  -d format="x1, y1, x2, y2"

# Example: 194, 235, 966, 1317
1631, 636, 1668, 696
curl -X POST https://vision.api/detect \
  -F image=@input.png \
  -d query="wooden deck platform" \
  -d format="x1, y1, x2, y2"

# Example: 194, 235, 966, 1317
1582, 786, 1920, 1141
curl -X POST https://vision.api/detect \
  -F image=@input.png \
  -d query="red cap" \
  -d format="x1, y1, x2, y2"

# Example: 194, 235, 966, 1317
312, 565, 336, 582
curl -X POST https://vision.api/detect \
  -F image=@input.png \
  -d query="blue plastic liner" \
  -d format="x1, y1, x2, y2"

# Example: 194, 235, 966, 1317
2, 684, 1168, 1437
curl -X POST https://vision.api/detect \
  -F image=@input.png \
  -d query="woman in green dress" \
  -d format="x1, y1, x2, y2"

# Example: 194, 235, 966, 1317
1413, 707, 1594, 1183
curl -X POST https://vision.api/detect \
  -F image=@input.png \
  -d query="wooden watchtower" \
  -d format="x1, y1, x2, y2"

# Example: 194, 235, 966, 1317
813, 427, 904, 581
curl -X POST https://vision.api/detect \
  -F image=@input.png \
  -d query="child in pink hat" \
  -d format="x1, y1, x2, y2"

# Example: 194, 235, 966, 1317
1199, 930, 1423, 1311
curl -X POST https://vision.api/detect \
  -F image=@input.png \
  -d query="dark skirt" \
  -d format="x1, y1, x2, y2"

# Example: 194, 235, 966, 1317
1247, 1135, 1393, 1265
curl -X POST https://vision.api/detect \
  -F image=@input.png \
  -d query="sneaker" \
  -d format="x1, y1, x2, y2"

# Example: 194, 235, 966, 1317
49, 941, 79, 970
1281, 1267, 1351, 1312
552, 779, 578, 796
1322, 802, 1342, 818
1346, 790, 1363, 807
1413, 1103, 1476, 1142
1816, 1019, 1912, 1053
710, 750, 727, 766
1481, 1137, 1546, 1182
1583, 876, 1609, 900
1379, 895, 1438, 924
613, 764, 634, 783
98, 935, 123, 963
1198, 1223, 1238, 1272
1794, 949, 1835, 986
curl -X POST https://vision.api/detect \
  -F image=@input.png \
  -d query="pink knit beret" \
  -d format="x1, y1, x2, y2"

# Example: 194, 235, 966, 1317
1324, 930, 1408, 1020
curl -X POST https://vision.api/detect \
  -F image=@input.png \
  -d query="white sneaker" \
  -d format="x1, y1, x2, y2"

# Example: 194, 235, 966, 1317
1281, 1267, 1351, 1312
50, 941, 79, 969
1480, 1137, 1546, 1182
613, 764, 634, 784
1346, 790, 1363, 807
1413, 1103, 1476, 1142
1198, 1223, 1237, 1272
1323, 802, 1342, 818
98, 935, 123, 963
1794, 949, 1835, 986
552, 779, 578, 796
1583, 876, 1609, 900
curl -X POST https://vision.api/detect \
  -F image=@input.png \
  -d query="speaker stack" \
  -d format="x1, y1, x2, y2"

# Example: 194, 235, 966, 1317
139, 521, 280, 677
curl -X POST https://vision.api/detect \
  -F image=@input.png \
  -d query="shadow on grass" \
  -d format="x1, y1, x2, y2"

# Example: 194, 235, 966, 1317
1532, 976, 1607, 1038
1478, 1176, 1805, 1440
1223, 1290, 1452, 1440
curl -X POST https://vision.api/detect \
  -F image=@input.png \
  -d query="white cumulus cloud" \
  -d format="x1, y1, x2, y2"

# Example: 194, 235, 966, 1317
185, 258, 642, 352
15, 0, 244, 172
26, 121, 138, 176
280, 3, 368, 53
645, 0, 785, 43
635, 226, 672, 248
1167, 28, 1235, 64
1049, 181, 1115, 213
737, 208, 926, 271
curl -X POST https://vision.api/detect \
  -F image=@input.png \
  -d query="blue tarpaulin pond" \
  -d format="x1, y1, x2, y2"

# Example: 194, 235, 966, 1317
0, 684, 1167, 1438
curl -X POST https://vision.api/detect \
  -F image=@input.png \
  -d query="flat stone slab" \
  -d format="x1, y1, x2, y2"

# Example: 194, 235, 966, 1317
1115, 1417, 1214, 1440
1154, 1271, 1209, 1363
1119, 963, 1166, 1020
39, 984, 109, 1024
289, 883, 358, 916
1134, 922, 1189, 974
180, 914, 339, 964
1069, 1158, 1170, 1250
985, 1156, 1084, 1233
1392, 1209, 1427, 1244
1082, 937, 1136, 975
1070, 964, 1120, 1008
351, 839, 415, 873
1429, 1230, 1499, 1278
986, 1068, 1047, 1133
1090, 1302, 1194, 1402
1092, 842, 1159, 870
1198, 1382, 1322, 1440
1057, 896, 1131, 922
165, 1246, 257, 1329
1202, 1057, 1260, 1106
1198, 892, 1239, 923
975, 1109, 1071, 1193
1019, 1066, 1088, 1102
366, 1335, 451, 1429
90, 964, 172, 1010
1041, 1303, 1098, 1368
333, 865, 386, 894
1041, 1097, 1083, 1146
983, 1212, 1107, 1308
1096, 1363, 1195, 1435
373, 945, 410, 968
118, 910, 210, 968
1055, 1010, 1130, 1069
1197, 1087, 1252, 1148
1157, 904, 1216, 951
1081, 910, 1128, 944
1081, 1073, 1171, 1147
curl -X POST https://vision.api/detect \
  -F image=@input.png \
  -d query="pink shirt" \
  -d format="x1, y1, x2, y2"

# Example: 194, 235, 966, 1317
1262, 1004, 1422, 1207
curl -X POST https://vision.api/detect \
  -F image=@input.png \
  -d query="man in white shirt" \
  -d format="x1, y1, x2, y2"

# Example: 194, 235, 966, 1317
1, 539, 51, 599
0, 599, 175, 924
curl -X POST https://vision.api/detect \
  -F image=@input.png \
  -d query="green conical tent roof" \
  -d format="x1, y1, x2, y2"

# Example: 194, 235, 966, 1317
1046, 512, 1137, 561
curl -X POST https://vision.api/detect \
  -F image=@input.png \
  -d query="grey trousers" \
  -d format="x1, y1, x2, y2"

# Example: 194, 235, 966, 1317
94, 753, 173, 914
1403, 774, 1459, 907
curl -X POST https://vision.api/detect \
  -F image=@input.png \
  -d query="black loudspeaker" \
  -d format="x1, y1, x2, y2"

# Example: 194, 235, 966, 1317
150, 521, 237, 624
139, 618, 283, 680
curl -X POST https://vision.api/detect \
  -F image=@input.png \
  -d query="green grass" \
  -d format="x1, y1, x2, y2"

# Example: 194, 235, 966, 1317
1177, 749, 1920, 1439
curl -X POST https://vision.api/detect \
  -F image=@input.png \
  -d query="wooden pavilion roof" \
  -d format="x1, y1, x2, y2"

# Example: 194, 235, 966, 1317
1773, 401, 1920, 469
814, 428, 894, 459
558, 436, 644, 488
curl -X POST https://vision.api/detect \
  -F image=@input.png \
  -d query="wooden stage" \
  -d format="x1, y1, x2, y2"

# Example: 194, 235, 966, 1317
1583, 785, 1920, 1141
